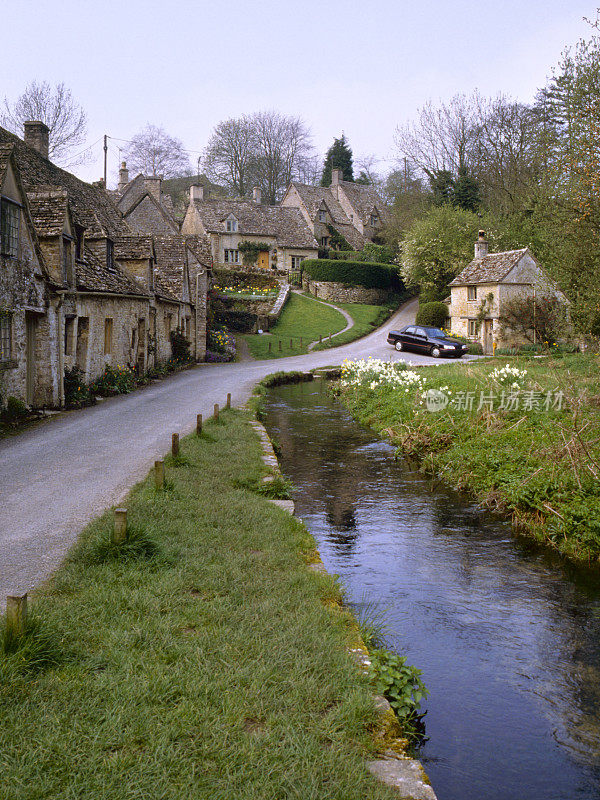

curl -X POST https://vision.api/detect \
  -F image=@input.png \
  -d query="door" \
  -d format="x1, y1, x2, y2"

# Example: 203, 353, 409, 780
25, 313, 37, 407
483, 319, 494, 354
257, 251, 269, 269
137, 318, 146, 374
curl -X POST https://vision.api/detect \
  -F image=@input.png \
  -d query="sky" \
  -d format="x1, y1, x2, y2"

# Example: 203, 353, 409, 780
1, 0, 596, 186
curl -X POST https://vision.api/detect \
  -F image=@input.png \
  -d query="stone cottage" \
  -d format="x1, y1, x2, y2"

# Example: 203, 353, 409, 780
280, 168, 389, 251
180, 185, 318, 273
0, 122, 210, 409
449, 231, 568, 354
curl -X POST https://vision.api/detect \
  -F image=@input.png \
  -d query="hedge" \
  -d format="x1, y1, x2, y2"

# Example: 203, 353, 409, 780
302, 259, 402, 290
415, 301, 449, 328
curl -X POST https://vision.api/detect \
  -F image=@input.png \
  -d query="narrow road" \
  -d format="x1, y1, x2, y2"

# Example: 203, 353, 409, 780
0, 297, 467, 598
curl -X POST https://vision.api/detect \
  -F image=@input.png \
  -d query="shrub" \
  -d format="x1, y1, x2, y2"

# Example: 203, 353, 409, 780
0, 396, 30, 423
90, 365, 137, 396
64, 367, 95, 409
170, 329, 191, 363
207, 327, 235, 362
302, 259, 402, 290
416, 301, 449, 328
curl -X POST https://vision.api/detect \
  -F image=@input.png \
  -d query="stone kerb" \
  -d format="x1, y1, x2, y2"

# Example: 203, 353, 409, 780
303, 277, 389, 305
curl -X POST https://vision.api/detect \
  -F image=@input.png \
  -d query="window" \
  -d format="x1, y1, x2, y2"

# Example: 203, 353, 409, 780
468, 319, 478, 337
62, 236, 73, 284
224, 249, 240, 263
370, 214, 378, 226
320, 237, 329, 248
64, 316, 75, 355
467, 285, 477, 301
74, 226, 84, 261
104, 318, 113, 355
226, 218, 238, 232
0, 198, 20, 257
318, 210, 326, 223
0, 313, 12, 361
290, 256, 304, 269
106, 239, 114, 269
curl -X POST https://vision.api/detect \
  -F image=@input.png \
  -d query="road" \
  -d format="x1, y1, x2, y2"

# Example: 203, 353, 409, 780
0, 297, 467, 598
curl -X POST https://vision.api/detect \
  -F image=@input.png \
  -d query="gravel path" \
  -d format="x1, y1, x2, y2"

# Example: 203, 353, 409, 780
0, 296, 475, 599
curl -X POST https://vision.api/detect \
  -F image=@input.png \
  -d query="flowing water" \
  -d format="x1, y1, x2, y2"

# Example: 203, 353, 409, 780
263, 380, 600, 800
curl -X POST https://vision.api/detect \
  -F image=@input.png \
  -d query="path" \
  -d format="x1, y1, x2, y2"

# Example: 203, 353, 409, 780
0, 295, 470, 599
289, 290, 354, 350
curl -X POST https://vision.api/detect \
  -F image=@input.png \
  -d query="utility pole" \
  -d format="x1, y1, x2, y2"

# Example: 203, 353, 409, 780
103, 135, 108, 187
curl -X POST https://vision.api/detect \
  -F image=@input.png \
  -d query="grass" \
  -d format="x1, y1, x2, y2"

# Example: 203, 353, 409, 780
311, 298, 399, 351
0, 410, 398, 800
336, 353, 600, 566
242, 291, 347, 359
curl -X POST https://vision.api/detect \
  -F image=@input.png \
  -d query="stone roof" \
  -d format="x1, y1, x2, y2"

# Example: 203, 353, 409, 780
114, 235, 154, 261
26, 189, 69, 237
0, 125, 129, 239
77, 246, 149, 296
338, 181, 390, 224
152, 235, 190, 300
449, 249, 528, 286
289, 183, 349, 225
0, 144, 12, 183
184, 234, 213, 265
191, 198, 318, 249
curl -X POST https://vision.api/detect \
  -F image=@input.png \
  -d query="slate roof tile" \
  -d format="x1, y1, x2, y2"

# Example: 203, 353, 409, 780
26, 189, 69, 237
449, 249, 528, 285
77, 246, 149, 296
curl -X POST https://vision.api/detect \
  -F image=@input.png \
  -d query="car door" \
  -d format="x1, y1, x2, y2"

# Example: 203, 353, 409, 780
401, 326, 418, 352
413, 327, 430, 353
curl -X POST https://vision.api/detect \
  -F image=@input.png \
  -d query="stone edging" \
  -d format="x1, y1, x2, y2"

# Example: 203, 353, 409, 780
268, 283, 290, 325
248, 416, 437, 800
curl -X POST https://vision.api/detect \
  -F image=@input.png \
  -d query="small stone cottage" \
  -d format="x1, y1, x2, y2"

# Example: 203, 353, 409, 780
449, 231, 568, 353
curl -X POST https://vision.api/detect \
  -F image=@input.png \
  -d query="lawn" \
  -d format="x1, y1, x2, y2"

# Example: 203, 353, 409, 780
311, 299, 399, 351
242, 291, 347, 359
0, 410, 397, 800
336, 353, 600, 565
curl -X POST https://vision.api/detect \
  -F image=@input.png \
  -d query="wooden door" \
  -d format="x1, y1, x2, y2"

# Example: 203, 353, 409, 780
137, 318, 146, 374
483, 319, 494, 354
25, 313, 37, 407
257, 251, 269, 269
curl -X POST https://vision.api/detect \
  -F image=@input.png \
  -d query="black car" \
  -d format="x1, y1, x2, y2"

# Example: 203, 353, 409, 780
387, 325, 468, 358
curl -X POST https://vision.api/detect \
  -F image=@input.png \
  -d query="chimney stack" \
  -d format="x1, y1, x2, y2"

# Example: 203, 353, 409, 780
190, 184, 205, 202
252, 187, 262, 204
331, 168, 343, 186
23, 121, 50, 160
144, 175, 162, 201
118, 162, 130, 193
474, 230, 488, 259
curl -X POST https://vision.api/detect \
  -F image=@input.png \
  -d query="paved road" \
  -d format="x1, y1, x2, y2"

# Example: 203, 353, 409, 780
0, 297, 469, 598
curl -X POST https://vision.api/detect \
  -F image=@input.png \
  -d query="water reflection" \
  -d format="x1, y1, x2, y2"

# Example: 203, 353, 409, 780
264, 382, 600, 800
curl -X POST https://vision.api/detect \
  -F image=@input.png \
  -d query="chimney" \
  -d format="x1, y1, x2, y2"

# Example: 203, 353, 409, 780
190, 184, 205, 202
331, 168, 343, 186
144, 175, 162, 201
474, 230, 488, 259
118, 162, 130, 193
23, 121, 50, 160
252, 187, 262, 204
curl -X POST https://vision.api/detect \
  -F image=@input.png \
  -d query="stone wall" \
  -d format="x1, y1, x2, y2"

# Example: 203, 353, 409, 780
303, 277, 389, 305
124, 196, 177, 234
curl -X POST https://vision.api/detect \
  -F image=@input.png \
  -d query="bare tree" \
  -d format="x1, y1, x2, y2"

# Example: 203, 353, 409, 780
202, 116, 257, 196
1, 81, 87, 166
123, 125, 192, 178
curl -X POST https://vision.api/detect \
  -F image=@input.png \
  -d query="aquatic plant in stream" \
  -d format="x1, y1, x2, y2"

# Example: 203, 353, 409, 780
369, 648, 428, 737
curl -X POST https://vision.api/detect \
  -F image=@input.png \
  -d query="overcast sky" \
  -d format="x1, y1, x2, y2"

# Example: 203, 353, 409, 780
2, 0, 596, 186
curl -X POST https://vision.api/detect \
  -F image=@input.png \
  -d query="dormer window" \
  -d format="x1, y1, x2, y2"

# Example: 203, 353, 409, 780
74, 226, 84, 261
369, 214, 378, 226
318, 210, 326, 223
62, 235, 74, 285
0, 197, 20, 257
226, 217, 238, 233
106, 238, 114, 269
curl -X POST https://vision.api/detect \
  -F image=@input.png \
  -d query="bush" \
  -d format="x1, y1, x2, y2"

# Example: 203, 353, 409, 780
302, 259, 402, 290
415, 301, 449, 328
64, 367, 95, 409
90, 365, 137, 396
207, 327, 236, 362
0, 396, 30, 423
170, 329, 191, 363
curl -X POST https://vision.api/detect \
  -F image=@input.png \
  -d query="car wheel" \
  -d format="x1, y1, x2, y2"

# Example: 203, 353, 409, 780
395, 341, 404, 352
431, 346, 441, 358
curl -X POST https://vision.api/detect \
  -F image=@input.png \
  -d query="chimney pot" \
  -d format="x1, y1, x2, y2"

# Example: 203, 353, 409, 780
331, 168, 343, 186
252, 187, 262, 204
118, 161, 130, 193
475, 230, 488, 259
23, 120, 50, 160
190, 184, 205, 202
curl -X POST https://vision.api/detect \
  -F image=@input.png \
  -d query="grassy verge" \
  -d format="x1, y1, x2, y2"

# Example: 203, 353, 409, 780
242, 291, 347, 359
0, 410, 398, 800
335, 353, 600, 565
311, 298, 399, 351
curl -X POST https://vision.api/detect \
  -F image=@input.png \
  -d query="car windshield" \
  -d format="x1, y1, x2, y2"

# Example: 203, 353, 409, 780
423, 327, 448, 339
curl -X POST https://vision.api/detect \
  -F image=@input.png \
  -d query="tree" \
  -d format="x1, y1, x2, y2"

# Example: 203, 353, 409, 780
1, 81, 87, 166
202, 115, 257, 196
429, 170, 455, 205
498, 295, 568, 345
321, 134, 354, 185
123, 125, 192, 178
453, 165, 480, 211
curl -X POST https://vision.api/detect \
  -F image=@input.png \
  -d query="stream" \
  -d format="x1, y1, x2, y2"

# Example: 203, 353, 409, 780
263, 380, 600, 800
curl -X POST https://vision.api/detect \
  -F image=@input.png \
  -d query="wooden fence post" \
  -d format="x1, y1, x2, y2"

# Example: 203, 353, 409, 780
300, 337, 303, 347
268, 341, 272, 353
319, 334, 322, 344
329, 332, 332, 343
226, 393, 231, 409
113, 508, 127, 544
214, 403, 219, 422
172, 433, 180, 457
278, 340, 282, 352
196, 414, 203, 435
6, 594, 27, 640
154, 460, 164, 490
290, 338, 293, 349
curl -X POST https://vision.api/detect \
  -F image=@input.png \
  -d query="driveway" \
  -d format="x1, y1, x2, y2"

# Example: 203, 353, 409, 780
0, 296, 469, 599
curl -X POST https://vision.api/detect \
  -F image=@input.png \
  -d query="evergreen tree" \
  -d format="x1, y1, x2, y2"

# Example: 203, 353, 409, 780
429, 170, 455, 205
321, 134, 354, 185
453, 165, 480, 211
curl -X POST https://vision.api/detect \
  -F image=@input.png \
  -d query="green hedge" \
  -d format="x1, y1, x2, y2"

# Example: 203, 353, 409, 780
328, 243, 396, 264
302, 259, 402, 290
415, 301, 449, 328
